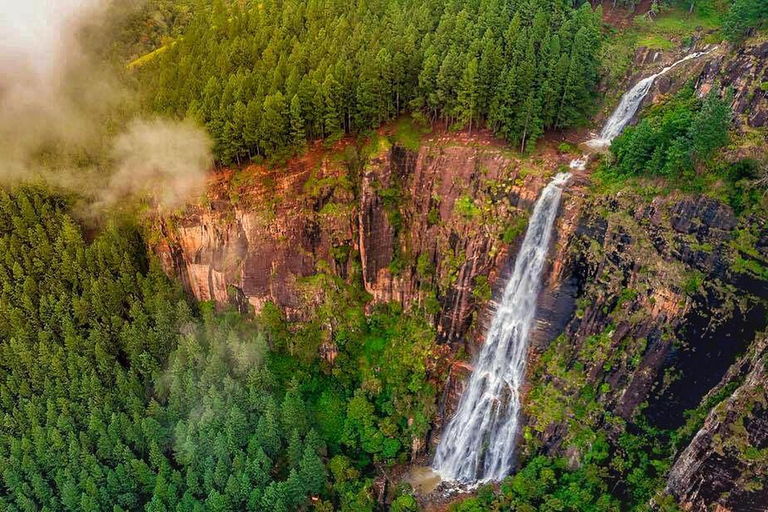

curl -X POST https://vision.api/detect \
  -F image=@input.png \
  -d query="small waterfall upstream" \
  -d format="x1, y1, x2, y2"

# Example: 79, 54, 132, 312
430, 48, 714, 485
585, 48, 714, 151
432, 172, 571, 482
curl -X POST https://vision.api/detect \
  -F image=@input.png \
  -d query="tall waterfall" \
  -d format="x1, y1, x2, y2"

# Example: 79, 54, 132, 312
432, 172, 571, 483
430, 47, 715, 485
588, 49, 713, 149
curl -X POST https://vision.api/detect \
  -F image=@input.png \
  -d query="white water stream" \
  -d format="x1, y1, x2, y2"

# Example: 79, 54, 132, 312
586, 48, 713, 150
431, 48, 714, 484
432, 172, 571, 482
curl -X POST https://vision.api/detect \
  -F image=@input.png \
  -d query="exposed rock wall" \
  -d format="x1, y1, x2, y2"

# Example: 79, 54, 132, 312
613, 40, 768, 131
523, 187, 768, 460
667, 335, 768, 511
155, 156, 357, 319
155, 135, 768, 510
154, 133, 557, 343
695, 41, 768, 128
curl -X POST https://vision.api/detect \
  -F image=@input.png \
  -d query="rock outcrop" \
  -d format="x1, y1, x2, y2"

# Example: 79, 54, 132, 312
667, 335, 768, 511
523, 186, 768, 460
695, 41, 768, 128
154, 132, 561, 344
614, 40, 768, 131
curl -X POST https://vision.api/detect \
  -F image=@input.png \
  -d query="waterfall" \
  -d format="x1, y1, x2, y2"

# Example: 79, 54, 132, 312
587, 48, 713, 149
430, 47, 715, 486
432, 172, 571, 483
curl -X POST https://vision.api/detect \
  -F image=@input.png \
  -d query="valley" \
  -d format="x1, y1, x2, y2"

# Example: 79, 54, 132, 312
0, 1, 766, 511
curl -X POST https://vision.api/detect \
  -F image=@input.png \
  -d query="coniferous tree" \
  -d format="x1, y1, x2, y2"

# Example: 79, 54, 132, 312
457, 58, 479, 134
689, 87, 732, 162
137, 0, 602, 162
289, 94, 306, 153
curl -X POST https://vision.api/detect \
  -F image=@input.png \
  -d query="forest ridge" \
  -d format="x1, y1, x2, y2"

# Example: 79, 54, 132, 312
138, 0, 602, 162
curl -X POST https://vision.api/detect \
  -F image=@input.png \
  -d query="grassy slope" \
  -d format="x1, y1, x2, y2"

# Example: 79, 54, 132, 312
599, 5, 724, 108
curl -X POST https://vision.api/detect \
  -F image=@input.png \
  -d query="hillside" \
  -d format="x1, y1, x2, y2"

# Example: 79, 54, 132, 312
0, 1, 766, 512
151, 26, 768, 509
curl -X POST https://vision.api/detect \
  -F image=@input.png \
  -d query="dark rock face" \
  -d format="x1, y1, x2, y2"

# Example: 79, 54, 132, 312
646, 289, 767, 430
358, 149, 398, 290
627, 42, 768, 131
524, 188, 768, 476
431, 361, 473, 448
668, 196, 738, 234
707, 41, 768, 129
690, 42, 768, 129
666, 336, 768, 512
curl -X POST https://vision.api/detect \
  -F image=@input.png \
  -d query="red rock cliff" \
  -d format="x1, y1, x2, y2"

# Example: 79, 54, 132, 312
153, 132, 560, 344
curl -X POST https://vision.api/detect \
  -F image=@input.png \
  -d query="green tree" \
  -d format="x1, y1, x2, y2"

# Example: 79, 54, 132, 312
689, 87, 732, 162
456, 58, 479, 134
261, 92, 289, 156
299, 445, 327, 496
723, 0, 768, 42
289, 94, 306, 153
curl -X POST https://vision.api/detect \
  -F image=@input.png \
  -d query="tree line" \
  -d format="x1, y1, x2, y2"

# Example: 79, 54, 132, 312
138, 0, 603, 164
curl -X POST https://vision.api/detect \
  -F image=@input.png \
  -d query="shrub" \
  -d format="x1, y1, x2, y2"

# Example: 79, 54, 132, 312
454, 195, 480, 220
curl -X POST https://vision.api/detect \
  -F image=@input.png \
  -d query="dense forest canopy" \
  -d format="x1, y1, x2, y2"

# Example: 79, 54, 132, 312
137, 0, 603, 163
0, 189, 442, 511
1, 0, 766, 511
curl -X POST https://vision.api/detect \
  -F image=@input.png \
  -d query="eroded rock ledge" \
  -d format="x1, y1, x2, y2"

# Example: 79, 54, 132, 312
666, 335, 768, 511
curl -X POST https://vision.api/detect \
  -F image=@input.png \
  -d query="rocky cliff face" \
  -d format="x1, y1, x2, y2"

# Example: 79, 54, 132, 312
154, 132, 561, 344
520, 182, 768, 505
609, 40, 767, 131
515, 40, 768, 476
694, 41, 768, 129
666, 335, 768, 511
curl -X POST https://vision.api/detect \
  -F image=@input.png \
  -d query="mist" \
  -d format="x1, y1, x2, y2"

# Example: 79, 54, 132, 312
0, 0, 212, 209
106, 118, 212, 209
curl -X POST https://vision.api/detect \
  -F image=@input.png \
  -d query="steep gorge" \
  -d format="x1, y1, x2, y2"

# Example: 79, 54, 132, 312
153, 40, 768, 510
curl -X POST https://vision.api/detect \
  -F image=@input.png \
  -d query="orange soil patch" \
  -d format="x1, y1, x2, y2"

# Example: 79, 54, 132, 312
600, 0, 655, 30
204, 115, 591, 205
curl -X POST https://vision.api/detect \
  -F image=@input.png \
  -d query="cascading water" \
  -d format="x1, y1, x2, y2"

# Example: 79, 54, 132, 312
430, 47, 716, 486
586, 48, 713, 149
432, 172, 571, 483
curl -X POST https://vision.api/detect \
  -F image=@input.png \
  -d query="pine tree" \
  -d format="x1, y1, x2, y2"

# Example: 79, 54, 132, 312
260, 92, 289, 156
518, 91, 543, 154
260, 482, 288, 512
456, 58, 479, 134
299, 445, 326, 496
281, 384, 308, 436
289, 94, 306, 152
689, 87, 732, 162
286, 429, 303, 470
322, 72, 342, 139
284, 469, 306, 509
255, 399, 281, 458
